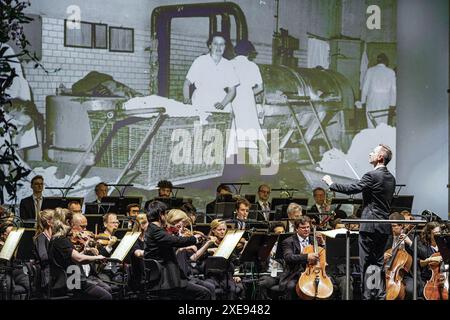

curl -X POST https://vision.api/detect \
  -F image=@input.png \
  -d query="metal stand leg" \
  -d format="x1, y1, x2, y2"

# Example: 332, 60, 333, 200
413, 233, 418, 300
345, 230, 350, 300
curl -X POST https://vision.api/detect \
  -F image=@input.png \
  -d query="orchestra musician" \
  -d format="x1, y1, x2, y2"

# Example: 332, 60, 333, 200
180, 202, 198, 225
323, 144, 396, 300
96, 213, 122, 284
144, 201, 211, 300
206, 184, 233, 214
280, 216, 325, 300
383, 212, 416, 300
256, 184, 272, 221
67, 201, 82, 215
202, 219, 245, 300
124, 203, 140, 229
417, 221, 447, 299
308, 187, 330, 226
0, 222, 30, 299
166, 209, 217, 299
48, 219, 112, 299
258, 222, 285, 299
128, 213, 148, 292
286, 203, 303, 233
94, 182, 109, 204
144, 180, 174, 210
33, 209, 55, 293
19, 175, 48, 221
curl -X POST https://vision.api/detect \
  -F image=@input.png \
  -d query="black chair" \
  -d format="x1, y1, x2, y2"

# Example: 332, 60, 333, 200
143, 259, 179, 300
48, 262, 74, 300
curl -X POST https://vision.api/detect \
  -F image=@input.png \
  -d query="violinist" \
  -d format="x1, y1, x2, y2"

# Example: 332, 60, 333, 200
144, 201, 211, 300
97, 213, 119, 257
280, 216, 325, 300
0, 222, 30, 299
69, 213, 112, 292
48, 219, 112, 299
384, 212, 415, 300
180, 202, 198, 225
128, 213, 148, 292
166, 209, 217, 299
308, 187, 330, 226
33, 209, 54, 293
202, 219, 245, 300
96, 213, 122, 284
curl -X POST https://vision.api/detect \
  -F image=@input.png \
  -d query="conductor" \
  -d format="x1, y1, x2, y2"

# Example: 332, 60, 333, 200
322, 144, 396, 300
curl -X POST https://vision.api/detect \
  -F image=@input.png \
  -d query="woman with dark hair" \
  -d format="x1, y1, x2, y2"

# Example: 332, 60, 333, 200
227, 39, 266, 162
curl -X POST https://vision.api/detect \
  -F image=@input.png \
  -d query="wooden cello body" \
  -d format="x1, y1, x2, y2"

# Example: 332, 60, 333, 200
295, 227, 333, 300
423, 253, 449, 300
384, 246, 412, 300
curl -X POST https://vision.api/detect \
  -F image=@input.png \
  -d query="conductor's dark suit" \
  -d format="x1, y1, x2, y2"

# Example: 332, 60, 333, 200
19, 196, 49, 220
329, 166, 395, 300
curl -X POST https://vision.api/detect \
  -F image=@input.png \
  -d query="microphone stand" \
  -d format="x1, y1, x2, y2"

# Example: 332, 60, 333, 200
45, 186, 74, 199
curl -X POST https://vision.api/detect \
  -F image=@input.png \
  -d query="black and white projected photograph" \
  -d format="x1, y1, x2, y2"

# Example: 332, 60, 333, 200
0, 0, 448, 305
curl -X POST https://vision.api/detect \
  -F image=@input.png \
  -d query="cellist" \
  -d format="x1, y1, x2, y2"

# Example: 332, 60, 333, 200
417, 221, 447, 299
383, 212, 415, 299
280, 216, 326, 299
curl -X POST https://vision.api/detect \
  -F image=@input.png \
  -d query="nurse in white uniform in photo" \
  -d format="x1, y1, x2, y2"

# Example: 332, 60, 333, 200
227, 40, 266, 162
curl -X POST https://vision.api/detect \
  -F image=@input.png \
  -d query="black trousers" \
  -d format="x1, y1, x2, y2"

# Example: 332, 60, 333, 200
359, 231, 389, 300
174, 281, 212, 300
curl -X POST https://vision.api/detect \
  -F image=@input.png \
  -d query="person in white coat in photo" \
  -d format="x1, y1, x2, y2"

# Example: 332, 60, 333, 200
357, 53, 396, 128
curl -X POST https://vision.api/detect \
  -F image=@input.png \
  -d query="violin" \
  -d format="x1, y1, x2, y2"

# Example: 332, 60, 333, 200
423, 253, 449, 300
296, 226, 333, 300
94, 232, 118, 247
70, 230, 98, 254
384, 234, 413, 300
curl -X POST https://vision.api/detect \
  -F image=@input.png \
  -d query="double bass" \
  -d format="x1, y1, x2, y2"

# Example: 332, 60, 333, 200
295, 226, 333, 300
422, 252, 449, 300
384, 235, 413, 300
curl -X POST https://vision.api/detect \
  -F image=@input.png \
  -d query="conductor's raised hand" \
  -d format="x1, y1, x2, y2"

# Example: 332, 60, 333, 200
322, 175, 333, 186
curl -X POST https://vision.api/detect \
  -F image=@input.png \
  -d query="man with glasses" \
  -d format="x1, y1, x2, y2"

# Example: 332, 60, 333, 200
20, 175, 48, 220
256, 184, 271, 221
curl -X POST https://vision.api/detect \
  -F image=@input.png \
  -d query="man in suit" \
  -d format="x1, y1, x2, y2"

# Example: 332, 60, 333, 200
205, 184, 232, 214
280, 216, 324, 299
256, 184, 271, 221
19, 175, 48, 220
144, 200, 210, 299
322, 144, 396, 300
308, 187, 331, 226
227, 198, 250, 231
94, 182, 109, 203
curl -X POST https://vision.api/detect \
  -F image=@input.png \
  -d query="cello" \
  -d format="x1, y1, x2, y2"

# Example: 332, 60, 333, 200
384, 234, 413, 300
295, 226, 333, 300
422, 252, 449, 300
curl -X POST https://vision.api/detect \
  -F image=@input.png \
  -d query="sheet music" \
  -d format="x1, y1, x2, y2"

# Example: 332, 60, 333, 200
109, 232, 140, 262
214, 230, 245, 259
320, 228, 359, 239
0, 228, 25, 261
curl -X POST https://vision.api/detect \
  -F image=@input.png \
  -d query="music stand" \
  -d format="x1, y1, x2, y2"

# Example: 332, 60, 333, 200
390, 195, 414, 213
325, 235, 359, 269
193, 223, 211, 236
41, 197, 84, 210
244, 194, 256, 204
101, 196, 142, 215
240, 232, 278, 266
153, 197, 184, 210
85, 214, 104, 233
15, 228, 35, 261
214, 202, 236, 220
271, 198, 308, 210
274, 232, 295, 261
84, 202, 116, 215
